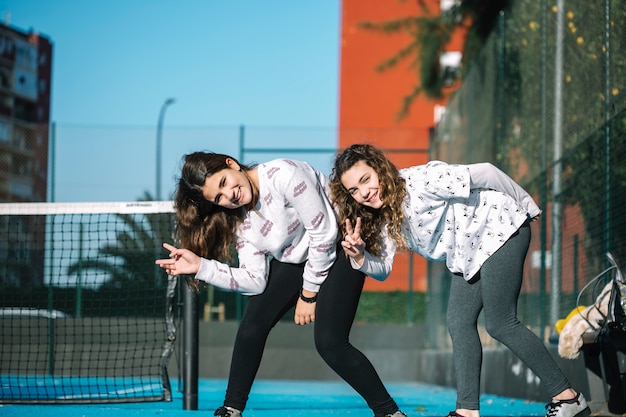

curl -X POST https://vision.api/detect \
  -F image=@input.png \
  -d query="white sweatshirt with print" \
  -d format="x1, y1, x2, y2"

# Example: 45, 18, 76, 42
195, 159, 338, 295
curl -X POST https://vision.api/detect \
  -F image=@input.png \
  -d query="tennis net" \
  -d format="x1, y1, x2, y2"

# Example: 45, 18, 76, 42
0, 201, 178, 404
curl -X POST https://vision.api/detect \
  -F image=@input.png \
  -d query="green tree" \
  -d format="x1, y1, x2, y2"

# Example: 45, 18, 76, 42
366, 0, 626, 265
358, 0, 510, 120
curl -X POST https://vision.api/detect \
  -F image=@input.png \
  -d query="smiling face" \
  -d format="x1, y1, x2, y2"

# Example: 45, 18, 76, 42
201, 158, 253, 209
340, 160, 384, 209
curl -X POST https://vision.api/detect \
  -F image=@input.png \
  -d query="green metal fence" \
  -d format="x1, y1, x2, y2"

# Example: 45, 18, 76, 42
430, 0, 626, 348
5, 1, 625, 350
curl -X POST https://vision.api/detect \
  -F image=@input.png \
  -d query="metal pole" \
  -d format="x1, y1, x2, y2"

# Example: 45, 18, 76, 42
239, 124, 244, 164
237, 125, 245, 321
603, 0, 611, 257
47, 122, 56, 374
183, 278, 199, 410
550, 0, 565, 327
49, 122, 55, 202
407, 251, 413, 325
156, 98, 175, 201
76, 222, 83, 318
539, 0, 548, 337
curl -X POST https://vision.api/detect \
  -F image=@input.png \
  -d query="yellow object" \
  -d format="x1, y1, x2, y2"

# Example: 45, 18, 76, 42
554, 306, 587, 334
555, 306, 587, 334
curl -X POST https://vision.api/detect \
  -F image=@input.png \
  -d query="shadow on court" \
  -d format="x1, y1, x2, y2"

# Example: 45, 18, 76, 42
1, 378, 546, 417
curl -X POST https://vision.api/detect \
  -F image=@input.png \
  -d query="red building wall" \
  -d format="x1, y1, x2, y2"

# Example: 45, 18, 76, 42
338, 0, 465, 292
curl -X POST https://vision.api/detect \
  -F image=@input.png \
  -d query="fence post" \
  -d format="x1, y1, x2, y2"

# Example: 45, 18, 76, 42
183, 279, 199, 410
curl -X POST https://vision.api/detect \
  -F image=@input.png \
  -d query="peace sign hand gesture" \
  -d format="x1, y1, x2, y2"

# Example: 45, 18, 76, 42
341, 217, 365, 267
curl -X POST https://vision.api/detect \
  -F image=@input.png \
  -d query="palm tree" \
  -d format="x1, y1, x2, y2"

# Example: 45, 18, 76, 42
67, 191, 174, 293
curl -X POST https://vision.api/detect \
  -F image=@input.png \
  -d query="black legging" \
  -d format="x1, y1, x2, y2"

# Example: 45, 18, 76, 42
223, 246, 399, 417
447, 223, 570, 410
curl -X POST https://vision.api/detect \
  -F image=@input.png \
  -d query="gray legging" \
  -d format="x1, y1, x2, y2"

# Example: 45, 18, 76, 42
447, 222, 571, 410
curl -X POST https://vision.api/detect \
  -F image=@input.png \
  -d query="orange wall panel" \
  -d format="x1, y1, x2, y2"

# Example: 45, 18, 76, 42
340, 0, 442, 129
338, 0, 466, 291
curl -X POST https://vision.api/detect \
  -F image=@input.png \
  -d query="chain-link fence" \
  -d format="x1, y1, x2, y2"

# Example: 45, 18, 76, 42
430, 0, 626, 348
44, 124, 338, 203
4, 0, 624, 350
7, 124, 431, 319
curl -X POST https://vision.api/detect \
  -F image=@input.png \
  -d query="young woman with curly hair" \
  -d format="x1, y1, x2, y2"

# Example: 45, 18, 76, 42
156, 151, 405, 417
330, 144, 589, 417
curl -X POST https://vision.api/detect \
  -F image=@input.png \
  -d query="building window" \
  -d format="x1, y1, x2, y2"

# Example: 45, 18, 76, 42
440, 0, 462, 23
0, 65, 12, 89
439, 51, 462, 87
0, 119, 9, 142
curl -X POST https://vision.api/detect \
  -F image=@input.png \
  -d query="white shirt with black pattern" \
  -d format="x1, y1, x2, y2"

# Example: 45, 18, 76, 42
400, 160, 534, 281
195, 159, 338, 295
354, 160, 539, 282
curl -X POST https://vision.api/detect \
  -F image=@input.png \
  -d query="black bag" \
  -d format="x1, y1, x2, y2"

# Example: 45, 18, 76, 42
605, 252, 626, 332
595, 253, 626, 414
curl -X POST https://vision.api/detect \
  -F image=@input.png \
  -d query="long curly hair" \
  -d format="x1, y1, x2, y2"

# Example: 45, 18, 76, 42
330, 144, 406, 256
173, 152, 258, 288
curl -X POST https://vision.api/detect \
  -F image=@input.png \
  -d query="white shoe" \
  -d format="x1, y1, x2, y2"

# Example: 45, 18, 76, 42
384, 411, 407, 417
545, 392, 590, 417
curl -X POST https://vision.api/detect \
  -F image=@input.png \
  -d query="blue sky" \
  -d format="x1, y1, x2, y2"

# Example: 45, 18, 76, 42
4, 1, 342, 201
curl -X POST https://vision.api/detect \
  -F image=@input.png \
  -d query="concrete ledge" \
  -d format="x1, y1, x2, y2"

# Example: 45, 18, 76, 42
179, 321, 428, 381
168, 321, 591, 405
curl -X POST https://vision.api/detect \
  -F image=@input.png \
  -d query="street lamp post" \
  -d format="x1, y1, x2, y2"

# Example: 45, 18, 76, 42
156, 97, 176, 201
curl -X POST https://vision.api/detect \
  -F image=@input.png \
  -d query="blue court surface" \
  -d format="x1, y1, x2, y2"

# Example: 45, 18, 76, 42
0, 378, 547, 417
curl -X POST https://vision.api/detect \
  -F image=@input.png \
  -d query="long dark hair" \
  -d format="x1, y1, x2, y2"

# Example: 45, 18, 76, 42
330, 144, 406, 255
174, 152, 258, 266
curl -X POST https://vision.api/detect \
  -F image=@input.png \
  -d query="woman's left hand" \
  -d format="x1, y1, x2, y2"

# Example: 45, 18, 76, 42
341, 218, 365, 266
294, 290, 317, 325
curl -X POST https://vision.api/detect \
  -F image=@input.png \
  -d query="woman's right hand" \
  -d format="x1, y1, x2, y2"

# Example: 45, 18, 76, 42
155, 243, 202, 276
294, 292, 317, 325
341, 218, 365, 266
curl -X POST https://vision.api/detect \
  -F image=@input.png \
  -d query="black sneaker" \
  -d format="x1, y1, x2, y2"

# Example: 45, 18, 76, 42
384, 411, 407, 417
214, 405, 242, 417
545, 392, 591, 417
445, 412, 467, 417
